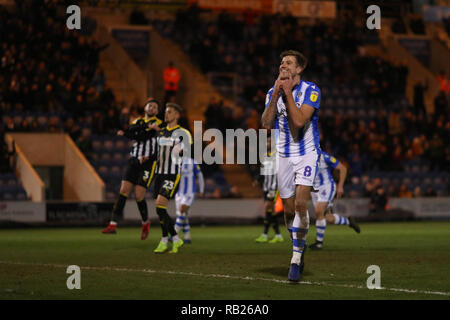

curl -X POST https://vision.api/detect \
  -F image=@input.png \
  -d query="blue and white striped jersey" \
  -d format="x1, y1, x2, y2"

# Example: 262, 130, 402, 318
265, 80, 321, 157
177, 157, 205, 196
314, 151, 339, 187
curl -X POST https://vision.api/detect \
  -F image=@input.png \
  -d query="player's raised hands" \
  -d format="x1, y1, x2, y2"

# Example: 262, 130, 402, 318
279, 70, 295, 93
274, 73, 284, 94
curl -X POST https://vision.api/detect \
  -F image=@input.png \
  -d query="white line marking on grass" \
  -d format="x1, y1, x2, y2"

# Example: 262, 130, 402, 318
1, 260, 449, 297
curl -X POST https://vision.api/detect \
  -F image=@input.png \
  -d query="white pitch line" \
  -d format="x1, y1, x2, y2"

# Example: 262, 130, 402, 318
1, 260, 449, 297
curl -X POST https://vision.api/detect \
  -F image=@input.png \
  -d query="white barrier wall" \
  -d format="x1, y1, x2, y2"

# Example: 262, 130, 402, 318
0, 202, 46, 223
1, 198, 450, 224
123, 198, 450, 221
123, 199, 265, 221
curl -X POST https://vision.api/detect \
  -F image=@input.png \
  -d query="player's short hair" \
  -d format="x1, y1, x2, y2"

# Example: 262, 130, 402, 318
166, 102, 183, 114
145, 97, 160, 109
280, 50, 308, 69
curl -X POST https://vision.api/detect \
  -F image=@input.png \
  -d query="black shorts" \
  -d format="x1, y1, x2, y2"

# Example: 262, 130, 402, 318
123, 157, 156, 188
153, 173, 181, 199
264, 190, 278, 202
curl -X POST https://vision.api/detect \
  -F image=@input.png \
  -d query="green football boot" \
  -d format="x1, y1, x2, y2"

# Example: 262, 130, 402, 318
269, 235, 284, 243
170, 239, 184, 253
153, 241, 169, 254
255, 234, 268, 243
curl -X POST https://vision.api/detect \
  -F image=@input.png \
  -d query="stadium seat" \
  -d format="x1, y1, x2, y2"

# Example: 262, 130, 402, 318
16, 192, 27, 200
110, 166, 121, 177
100, 153, 112, 161
1, 193, 14, 200
105, 192, 116, 201
103, 140, 114, 151
98, 166, 108, 175
115, 140, 127, 151
112, 153, 125, 162
92, 140, 102, 150
37, 115, 48, 127
14, 115, 23, 125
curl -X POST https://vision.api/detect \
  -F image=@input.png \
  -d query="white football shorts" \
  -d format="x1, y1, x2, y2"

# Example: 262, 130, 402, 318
311, 182, 336, 208
276, 151, 319, 199
175, 192, 195, 210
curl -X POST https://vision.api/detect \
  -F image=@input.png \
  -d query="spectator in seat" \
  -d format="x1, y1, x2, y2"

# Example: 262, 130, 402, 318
398, 184, 413, 198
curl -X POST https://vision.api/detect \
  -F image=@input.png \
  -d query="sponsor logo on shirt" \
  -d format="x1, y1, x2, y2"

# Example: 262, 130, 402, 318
310, 91, 319, 102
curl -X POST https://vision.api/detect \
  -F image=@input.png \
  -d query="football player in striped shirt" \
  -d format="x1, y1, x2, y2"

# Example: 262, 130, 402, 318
261, 50, 320, 282
174, 156, 204, 244
153, 103, 192, 254
102, 98, 162, 239
254, 136, 284, 243
309, 151, 360, 250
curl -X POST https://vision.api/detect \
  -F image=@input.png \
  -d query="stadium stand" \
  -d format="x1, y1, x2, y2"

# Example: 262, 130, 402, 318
0, 1, 229, 199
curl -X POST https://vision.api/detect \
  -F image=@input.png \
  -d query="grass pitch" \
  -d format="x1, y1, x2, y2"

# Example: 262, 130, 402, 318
0, 221, 449, 300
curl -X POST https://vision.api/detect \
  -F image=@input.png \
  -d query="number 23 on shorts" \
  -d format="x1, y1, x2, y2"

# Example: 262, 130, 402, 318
162, 180, 174, 190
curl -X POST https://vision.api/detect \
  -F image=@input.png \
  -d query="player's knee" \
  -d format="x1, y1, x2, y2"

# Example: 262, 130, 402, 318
120, 184, 131, 195
134, 188, 145, 200
294, 200, 307, 213
315, 211, 324, 220
281, 198, 294, 214
155, 195, 168, 208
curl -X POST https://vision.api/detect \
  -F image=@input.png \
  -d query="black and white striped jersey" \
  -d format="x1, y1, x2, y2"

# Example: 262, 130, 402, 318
125, 116, 163, 161
155, 125, 192, 175
261, 152, 277, 192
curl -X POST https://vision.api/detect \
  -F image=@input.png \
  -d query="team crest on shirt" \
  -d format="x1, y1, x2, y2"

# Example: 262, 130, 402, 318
310, 91, 319, 102
331, 157, 337, 163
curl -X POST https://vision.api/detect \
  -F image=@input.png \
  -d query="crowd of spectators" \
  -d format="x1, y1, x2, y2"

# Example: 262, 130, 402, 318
0, 1, 111, 120
0, 1, 126, 159
321, 101, 449, 174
